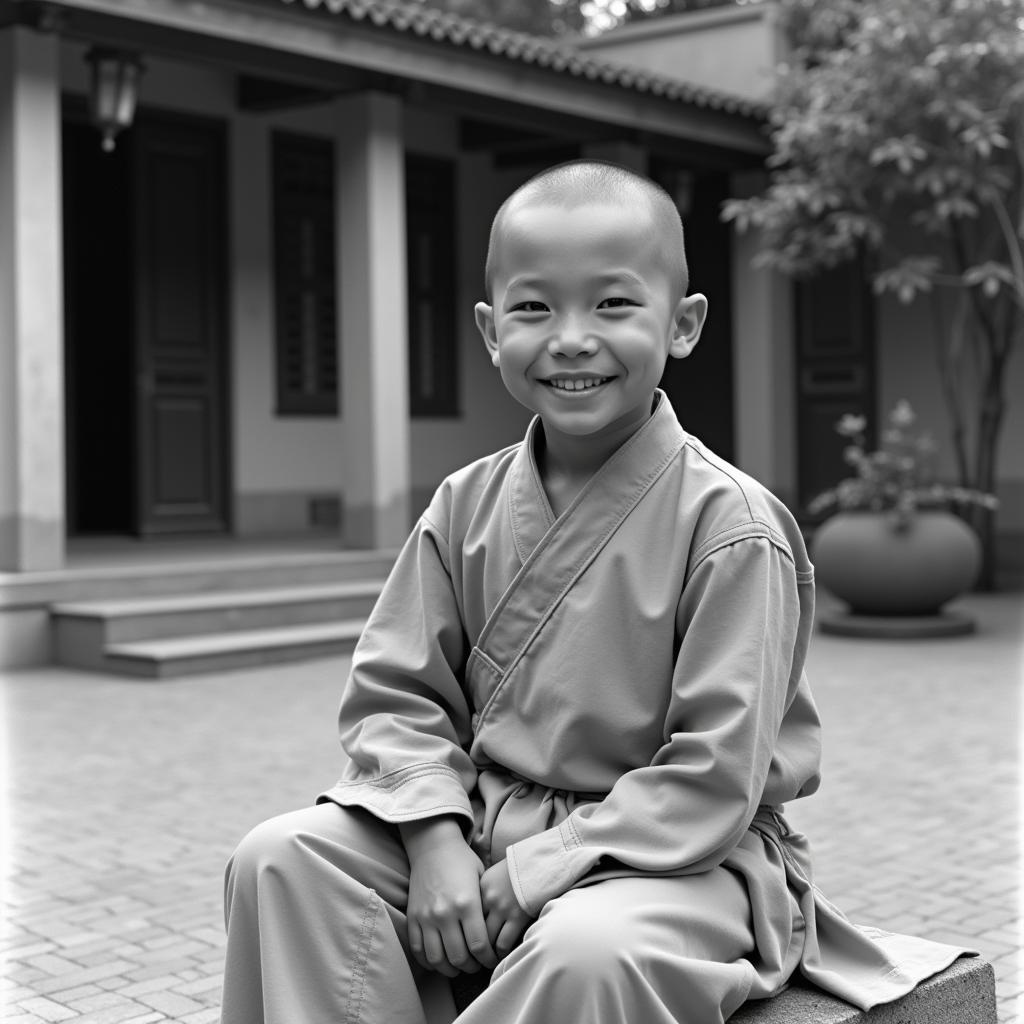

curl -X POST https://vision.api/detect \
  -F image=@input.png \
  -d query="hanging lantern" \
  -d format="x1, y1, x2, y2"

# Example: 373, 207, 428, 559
85, 48, 143, 153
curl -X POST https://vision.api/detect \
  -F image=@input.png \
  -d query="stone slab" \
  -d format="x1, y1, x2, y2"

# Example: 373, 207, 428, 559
453, 956, 996, 1021
730, 957, 995, 1024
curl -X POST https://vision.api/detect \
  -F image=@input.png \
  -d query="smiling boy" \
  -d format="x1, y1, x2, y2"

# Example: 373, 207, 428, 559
475, 172, 706, 516
220, 161, 968, 1024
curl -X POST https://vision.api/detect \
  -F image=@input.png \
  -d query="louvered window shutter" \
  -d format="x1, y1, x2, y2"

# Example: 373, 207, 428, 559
273, 132, 338, 416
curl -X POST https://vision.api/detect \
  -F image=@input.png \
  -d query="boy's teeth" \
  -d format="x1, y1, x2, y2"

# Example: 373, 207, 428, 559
550, 377, 608, 390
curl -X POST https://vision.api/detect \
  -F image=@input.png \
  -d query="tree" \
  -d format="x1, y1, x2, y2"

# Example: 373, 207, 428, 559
722, 0, 1024, 588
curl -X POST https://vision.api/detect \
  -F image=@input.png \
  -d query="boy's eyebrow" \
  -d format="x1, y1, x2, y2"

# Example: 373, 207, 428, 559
593, 270, 647, 288
504, 270, 648, 291
505, 274, 547, 291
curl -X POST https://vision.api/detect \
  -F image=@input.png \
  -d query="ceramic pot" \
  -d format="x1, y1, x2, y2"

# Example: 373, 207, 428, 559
810, 510, 981, 616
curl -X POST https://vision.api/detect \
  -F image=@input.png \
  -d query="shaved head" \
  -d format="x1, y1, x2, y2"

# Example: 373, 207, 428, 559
485, 160, 689, 300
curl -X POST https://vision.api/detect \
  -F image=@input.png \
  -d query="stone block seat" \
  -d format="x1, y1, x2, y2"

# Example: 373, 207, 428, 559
450, 955, 996, 1022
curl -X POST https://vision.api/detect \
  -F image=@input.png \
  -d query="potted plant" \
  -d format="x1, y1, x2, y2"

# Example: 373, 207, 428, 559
809, 400, 998, 629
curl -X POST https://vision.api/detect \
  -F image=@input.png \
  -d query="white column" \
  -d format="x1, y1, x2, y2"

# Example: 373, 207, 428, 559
335, 92, 411, 549
730, 170, 796, 506
0, 27, 65, 570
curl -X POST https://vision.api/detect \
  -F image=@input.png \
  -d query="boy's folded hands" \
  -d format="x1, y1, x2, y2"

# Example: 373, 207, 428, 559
399, 816, 499, 977
399, 816, 535, 977
479, 859, 534, 960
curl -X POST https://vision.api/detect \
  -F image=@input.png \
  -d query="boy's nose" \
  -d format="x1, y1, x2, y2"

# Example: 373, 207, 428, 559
548, 317, 596, 357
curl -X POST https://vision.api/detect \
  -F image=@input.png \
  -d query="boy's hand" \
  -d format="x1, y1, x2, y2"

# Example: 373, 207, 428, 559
479, 860, 534, 960
399, 817, 498, 977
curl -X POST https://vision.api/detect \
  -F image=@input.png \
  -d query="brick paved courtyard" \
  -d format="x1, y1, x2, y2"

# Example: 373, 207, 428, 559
2, 590, 1021, 1023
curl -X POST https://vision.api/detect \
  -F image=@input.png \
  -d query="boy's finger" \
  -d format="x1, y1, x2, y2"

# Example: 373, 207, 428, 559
423, 928, 457, 977
484, 908, 503, 950
439, 918, 474, 972
462, 913, 498, 969
408, 920, 428, 972
495, 919, 523, 958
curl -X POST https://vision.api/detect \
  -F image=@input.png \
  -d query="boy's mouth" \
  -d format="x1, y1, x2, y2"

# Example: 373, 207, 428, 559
543, 376, 615, 392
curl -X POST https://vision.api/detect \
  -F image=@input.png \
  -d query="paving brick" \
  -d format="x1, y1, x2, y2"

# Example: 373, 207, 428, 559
17, 995, 78, 1021
136, 989, 206, 1016
115, 975, 186, 998
6, 965, 50, 985
173, 974, 224, 998
30, 960, 139, 996
125, 958, 202, 982
26, 952, 87, 976
68, 990, 138, 1012
136, 939, 213, 962
79, 1003, 169, 1024
48, 983, 106, 1002
177, 1009, 220, 1024
2, 984, 42, 1004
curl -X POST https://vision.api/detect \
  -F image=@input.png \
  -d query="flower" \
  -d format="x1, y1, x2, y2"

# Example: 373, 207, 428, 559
808, 401, 998, 529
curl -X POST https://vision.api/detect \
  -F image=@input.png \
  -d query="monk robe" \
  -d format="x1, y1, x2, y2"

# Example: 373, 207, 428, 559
221, 391, 971, 1024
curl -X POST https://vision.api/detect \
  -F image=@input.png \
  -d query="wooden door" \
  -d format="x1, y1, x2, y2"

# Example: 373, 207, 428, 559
134, 113, 228, 535
795, 261, 876, 512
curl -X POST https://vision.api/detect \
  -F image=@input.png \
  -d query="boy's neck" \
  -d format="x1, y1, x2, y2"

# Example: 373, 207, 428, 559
535, 405, 656, 515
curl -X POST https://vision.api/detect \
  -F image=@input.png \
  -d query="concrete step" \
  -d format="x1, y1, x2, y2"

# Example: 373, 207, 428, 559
52, 581, 384, 675
54, 579, 381, 643
1, 548, 399, 609
102, 620, 367, 679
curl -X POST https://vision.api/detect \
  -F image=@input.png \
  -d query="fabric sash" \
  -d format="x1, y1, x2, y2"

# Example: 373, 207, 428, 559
468, 392, 685, 736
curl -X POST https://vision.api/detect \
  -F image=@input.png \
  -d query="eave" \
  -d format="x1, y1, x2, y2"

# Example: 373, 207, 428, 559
5, 0, 770, 162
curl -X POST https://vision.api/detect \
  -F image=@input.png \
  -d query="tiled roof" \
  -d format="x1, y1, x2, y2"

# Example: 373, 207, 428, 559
282, 0, 768, 119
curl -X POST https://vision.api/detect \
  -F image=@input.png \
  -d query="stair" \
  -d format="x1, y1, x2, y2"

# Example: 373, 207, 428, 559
51, 572, 389, 679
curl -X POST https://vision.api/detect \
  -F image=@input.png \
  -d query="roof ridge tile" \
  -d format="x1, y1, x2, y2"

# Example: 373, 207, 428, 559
281, 0, 767, 119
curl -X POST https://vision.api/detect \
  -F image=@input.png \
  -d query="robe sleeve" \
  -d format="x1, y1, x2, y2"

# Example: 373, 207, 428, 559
505, 531, 809, 916
319, 506, 477, 832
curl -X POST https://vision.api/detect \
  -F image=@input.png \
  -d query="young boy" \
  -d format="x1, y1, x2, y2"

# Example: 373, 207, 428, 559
220, 161, 968, 1024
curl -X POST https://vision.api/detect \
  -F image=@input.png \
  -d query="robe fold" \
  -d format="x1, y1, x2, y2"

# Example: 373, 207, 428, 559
319, 390, 971, 1013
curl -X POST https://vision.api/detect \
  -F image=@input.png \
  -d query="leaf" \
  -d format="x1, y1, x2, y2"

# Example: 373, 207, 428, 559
962, 261, 1016, 297
874, 257, 941, 303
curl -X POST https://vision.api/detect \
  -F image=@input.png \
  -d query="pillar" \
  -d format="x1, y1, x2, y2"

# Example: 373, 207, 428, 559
730, 169, 796, 507
0, 27, 65, 571
335, 92, 411, 549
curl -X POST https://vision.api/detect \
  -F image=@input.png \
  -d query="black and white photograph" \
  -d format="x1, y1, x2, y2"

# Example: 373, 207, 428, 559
1, 0, 1021, 1021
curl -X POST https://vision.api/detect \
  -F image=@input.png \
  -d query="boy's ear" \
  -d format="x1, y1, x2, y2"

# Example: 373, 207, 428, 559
475, 302, 500, 367
668, 293, 708, 360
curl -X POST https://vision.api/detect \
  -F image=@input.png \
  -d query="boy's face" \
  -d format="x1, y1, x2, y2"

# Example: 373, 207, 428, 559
476, 199, 706, 452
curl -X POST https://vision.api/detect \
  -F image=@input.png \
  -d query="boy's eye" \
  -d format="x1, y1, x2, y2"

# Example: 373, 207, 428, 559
510, 300, 549, 313
597, 297, 637, 309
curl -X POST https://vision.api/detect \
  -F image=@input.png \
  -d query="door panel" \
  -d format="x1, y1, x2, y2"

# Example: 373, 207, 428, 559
134, 113, 228, 534
795, 261, 876, 512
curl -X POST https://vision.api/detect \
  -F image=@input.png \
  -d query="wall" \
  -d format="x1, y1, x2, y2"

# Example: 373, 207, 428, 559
407, 156, 534, 514
230, 101, 347, 535
877, 293, 1024, 534
578, 1, 785, 103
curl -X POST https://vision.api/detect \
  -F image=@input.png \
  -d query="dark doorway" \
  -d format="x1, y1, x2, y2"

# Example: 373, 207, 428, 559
652, 167, 734, 461
63, 115, 135, 535
62, 107, 229, 537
